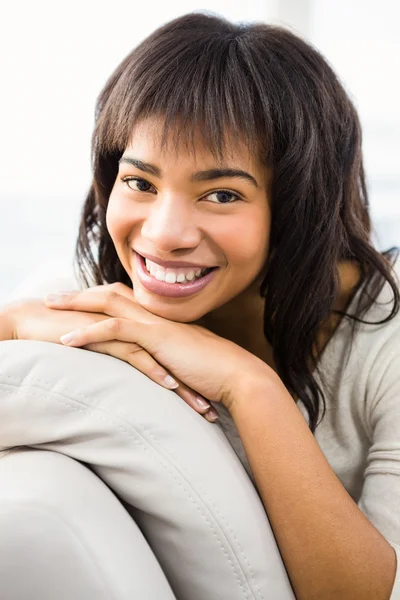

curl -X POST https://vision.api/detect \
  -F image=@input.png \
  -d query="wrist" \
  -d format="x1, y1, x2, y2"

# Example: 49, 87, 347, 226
227, 360, 284, 418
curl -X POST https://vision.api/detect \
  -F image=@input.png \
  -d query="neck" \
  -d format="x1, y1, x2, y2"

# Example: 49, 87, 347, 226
194, 281, 277, 370
194, 261, 362, 374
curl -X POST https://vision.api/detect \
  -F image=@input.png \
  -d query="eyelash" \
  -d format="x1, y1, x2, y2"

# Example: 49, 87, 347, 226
120, 176, 242, 204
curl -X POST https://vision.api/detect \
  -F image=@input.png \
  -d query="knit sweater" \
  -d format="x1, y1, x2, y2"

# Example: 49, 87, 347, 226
213, 256, 400, 599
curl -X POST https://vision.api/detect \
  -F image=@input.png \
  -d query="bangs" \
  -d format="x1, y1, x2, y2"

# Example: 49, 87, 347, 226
95, 25, 269, 163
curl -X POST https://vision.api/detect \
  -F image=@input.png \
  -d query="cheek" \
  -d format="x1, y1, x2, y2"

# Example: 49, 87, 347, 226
106, 195, 134, 243
220, 214, 270, 268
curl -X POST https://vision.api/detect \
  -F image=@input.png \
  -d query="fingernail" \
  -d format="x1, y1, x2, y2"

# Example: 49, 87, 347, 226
205, 407, 219, 422
163, 375, 179, 389
60, 331, 77, 344
194, 396, 211, 410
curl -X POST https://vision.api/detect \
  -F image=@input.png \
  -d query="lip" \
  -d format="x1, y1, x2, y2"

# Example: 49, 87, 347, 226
134, 250, 214, 269
134, 251, 218, 298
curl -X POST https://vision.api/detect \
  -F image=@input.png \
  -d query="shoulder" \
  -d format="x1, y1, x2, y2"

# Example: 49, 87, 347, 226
318, 255, 400, 413
352, 256, 400, 416
362, 255, 400, 352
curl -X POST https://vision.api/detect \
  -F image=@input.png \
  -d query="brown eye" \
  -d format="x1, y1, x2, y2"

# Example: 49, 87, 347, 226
122, 177, 154, 193
206, 190, 241, 204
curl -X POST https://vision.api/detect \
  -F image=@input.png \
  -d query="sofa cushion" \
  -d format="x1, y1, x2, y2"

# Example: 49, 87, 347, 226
0, 448, 177, 600
0, 339, 295, 600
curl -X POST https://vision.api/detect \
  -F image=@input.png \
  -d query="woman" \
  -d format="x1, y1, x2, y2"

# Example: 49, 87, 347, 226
2, 11, 400, 599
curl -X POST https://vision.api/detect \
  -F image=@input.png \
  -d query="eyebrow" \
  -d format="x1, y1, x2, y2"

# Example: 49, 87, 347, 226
118, 156, 260, 189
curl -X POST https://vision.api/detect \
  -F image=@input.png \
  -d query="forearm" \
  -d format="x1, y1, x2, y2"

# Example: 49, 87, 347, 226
229, 372, 396, 600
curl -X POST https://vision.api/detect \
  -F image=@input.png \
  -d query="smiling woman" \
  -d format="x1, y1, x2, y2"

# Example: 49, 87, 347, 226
75, 11, 399, 431
60, 13, 400, 598
104, 117, 271, 322
6, 10, 400, 600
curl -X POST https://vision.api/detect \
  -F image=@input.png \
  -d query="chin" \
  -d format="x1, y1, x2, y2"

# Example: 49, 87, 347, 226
133, 291, 205, 323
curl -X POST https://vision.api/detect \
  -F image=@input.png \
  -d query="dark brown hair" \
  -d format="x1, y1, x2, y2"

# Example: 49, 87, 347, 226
74, 11, 400, 432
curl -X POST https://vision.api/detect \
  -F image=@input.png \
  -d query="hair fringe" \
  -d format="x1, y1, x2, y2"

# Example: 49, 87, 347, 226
74, 11, 400, 432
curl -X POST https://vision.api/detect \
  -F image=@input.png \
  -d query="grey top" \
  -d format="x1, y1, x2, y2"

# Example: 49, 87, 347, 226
213, 256, 400, 599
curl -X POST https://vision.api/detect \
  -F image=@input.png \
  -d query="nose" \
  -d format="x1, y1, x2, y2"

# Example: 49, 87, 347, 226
140, 195, 201, 252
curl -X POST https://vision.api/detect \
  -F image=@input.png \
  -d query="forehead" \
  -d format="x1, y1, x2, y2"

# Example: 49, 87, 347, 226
125, 115, 261, 172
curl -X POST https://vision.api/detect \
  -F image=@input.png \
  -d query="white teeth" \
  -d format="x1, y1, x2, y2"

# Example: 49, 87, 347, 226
165, 272, 177, 284
144, 257, 210, 284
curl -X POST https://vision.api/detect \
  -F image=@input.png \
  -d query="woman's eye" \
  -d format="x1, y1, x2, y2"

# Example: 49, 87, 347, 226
121, 177, 240, 204
122, 177, 155, 193
206, 190, 241, 204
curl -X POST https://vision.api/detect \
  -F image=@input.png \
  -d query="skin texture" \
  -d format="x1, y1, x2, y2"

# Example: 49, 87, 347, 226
1, 292, 222, 421
106, 115, 361, 372
106, 117, 273, 346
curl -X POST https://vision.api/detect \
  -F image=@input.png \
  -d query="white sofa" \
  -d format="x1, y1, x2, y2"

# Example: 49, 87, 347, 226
0, 261, 295, 600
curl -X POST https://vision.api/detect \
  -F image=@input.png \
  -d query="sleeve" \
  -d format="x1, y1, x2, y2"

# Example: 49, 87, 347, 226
357, 328, 400, 599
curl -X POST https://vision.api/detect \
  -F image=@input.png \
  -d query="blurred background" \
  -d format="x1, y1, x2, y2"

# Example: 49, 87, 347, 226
0, 0, 399, 304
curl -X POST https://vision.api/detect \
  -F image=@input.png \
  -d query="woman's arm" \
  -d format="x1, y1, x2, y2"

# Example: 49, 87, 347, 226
0, 299, 110, 344
229, 372, 397, 600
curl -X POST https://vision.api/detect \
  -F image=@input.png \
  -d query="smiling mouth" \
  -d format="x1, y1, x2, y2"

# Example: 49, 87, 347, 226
134, 251, 219, 298
139, 254, 215, 284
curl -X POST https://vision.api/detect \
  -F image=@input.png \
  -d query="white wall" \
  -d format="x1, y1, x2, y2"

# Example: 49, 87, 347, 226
1, 0, 399, 303
0, 0, 282, 303
311, 0, 400, 222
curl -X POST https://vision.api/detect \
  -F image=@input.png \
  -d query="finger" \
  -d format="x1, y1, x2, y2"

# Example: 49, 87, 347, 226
45, 287, 136, 320
60, 320, 220, 420
204, 407, 220, 422
87, 282, 135, 302
171, 382, 213, 415
59, 317, 146, 347
49, 282, 134, 300
109, 282, 136, 300
83, 339, 217, 417
83, 339, 181, 391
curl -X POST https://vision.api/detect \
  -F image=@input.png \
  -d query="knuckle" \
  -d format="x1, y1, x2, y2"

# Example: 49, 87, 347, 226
105, 290, 120, 304
105, 317, 121, 333
126, 345, 152, 363
126, 344, 144, 356
108, 282, 125, 293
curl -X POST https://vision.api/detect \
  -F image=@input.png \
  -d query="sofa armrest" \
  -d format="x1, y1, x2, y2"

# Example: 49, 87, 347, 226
0, 340, 295, 600
0, 448, 177, 599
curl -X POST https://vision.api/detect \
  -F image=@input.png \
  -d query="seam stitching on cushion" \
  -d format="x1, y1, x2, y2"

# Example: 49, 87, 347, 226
142, 425, 265, 600
0, 372, 264, 597
0, 380, 256, 600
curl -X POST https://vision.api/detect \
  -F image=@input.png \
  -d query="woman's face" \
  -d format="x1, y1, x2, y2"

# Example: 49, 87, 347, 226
106, 116, 272, 323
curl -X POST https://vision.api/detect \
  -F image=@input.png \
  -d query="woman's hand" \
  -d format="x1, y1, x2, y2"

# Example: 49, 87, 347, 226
2, 296, 109, 344
4, 286, 220, 421
44, 283, 272, 414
